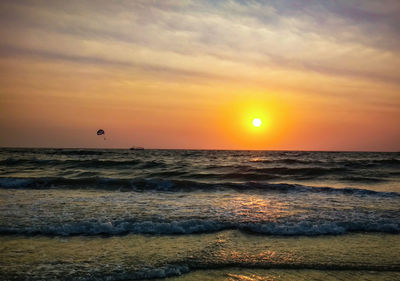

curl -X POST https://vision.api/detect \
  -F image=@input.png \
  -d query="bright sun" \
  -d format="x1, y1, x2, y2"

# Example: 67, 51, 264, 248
252, 118, 262, 127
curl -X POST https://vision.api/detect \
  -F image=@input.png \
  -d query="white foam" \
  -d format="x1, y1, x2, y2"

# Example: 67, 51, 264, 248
1, 219, 399, 236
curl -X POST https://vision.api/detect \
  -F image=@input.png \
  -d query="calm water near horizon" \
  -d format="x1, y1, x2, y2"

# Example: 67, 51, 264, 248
0, 148, 399, 280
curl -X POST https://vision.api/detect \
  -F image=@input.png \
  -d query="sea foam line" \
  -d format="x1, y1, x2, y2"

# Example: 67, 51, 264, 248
0, 176, 399, 198
1, 219, 399, 236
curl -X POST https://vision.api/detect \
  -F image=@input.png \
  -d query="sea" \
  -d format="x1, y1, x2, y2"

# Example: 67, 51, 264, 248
0, 148, 399, 280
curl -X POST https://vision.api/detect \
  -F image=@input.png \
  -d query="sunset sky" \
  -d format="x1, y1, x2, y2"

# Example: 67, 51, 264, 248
0, 0, 399, 151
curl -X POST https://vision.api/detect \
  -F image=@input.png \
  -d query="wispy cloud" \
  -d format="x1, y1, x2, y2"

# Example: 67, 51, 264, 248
1, 0, 399, 88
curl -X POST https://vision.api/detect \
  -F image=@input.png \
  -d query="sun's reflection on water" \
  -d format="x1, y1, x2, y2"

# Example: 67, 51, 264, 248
219, 194, 294, 223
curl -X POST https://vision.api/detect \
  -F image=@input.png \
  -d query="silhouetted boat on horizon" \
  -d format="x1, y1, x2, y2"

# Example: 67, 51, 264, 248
129, 146, 144, 150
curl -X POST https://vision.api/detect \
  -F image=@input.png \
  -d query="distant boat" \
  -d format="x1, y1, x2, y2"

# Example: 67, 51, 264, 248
129, 146, 144, 150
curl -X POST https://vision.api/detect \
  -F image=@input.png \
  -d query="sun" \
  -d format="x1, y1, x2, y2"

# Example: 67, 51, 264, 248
252, 118, 262, 127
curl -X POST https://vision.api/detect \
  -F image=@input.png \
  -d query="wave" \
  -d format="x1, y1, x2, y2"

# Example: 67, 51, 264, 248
4, 157, 398, 168
250, 167, 348, 176
122, 263, 400, 281
0, 158, 164, 168
1, 218, 399, 236
0, 176, 398, 197
66, 264, 400, 281
2, 159, 395, 185
340, 158, 400, 167
3, 261, 398, 281
192, 167, 350, 179
250, 157, 400, 167
250, 158, 324, 165
127, 265, 190, 280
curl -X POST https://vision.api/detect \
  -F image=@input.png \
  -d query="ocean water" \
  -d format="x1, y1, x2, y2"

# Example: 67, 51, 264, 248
0, 148, 399, 280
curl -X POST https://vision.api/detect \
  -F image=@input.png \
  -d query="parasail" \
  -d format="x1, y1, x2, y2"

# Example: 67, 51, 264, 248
97, 129, 106, 140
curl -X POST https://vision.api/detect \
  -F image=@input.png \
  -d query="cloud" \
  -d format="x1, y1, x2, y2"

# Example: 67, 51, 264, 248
0, 0, 399, 89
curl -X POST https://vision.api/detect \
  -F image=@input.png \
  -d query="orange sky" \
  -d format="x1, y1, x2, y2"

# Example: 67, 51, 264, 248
0, 0, 399, 151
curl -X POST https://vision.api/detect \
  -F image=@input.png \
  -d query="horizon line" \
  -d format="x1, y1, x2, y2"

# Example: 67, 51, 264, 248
1, 146, 398, 153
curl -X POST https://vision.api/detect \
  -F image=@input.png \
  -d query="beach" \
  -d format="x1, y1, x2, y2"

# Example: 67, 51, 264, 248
0, 148, 399, 280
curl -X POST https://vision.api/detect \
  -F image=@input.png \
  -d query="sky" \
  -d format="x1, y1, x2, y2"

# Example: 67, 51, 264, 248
0, 0, 399, 151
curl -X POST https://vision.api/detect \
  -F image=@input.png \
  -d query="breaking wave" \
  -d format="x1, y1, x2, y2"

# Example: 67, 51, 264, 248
0, 176, 398, 197
1, 218, 399, 236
